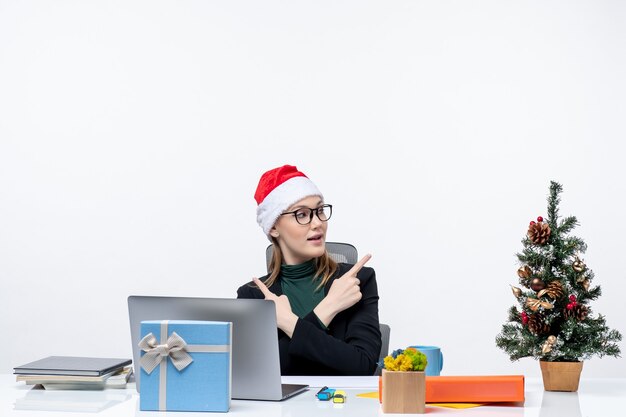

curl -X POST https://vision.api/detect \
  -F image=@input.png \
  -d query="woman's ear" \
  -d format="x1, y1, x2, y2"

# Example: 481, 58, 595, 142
269, 227, 279, 238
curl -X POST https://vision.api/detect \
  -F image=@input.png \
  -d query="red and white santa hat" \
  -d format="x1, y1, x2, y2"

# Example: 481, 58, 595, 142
254, 165, 323, 238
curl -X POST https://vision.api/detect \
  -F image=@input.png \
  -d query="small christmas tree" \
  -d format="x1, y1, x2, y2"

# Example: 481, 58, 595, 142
496, 182, 622, 362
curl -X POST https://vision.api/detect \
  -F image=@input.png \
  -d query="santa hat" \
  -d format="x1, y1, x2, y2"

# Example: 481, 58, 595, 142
254, 165, 323, 238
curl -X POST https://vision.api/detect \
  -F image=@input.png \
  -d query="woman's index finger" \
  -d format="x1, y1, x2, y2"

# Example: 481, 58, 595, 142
348, 253, 372, 275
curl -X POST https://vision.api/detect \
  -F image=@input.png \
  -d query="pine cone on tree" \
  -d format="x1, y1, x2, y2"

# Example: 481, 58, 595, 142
538, 281, 564, 300
528, 221, 551, 245
564, 304, 589, 321
527, 313, 550, 335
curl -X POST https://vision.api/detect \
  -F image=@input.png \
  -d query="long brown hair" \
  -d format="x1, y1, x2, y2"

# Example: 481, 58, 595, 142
262, 237, 338, 290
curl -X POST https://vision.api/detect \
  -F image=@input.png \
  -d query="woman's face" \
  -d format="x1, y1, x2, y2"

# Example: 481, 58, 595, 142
270, 195, 328, 265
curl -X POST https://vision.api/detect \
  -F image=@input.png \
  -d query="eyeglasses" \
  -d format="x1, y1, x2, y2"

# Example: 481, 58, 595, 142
280, 204, 333, 225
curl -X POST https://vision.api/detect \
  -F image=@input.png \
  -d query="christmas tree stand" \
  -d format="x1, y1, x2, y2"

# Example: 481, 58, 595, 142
381, 369, 426, 414
539, 360, 583, 392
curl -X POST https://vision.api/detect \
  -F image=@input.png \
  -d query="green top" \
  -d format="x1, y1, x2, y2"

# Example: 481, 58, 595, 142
280, 259, 325, 320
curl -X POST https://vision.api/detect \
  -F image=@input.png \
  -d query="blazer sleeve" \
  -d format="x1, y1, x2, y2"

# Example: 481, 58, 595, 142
236, 279, 266, 300
287, 266, 382, 375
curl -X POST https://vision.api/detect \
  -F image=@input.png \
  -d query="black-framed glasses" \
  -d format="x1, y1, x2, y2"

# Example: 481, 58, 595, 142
280, 204, 332, 225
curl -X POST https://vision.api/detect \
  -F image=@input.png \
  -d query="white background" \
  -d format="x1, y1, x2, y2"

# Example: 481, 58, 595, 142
1, 0, 625, 377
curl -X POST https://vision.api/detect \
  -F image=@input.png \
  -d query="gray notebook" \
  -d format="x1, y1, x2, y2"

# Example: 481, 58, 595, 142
14, 356, 132, 376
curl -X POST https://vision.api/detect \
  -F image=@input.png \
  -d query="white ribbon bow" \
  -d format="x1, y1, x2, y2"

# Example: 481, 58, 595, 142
138, 331, 193, 374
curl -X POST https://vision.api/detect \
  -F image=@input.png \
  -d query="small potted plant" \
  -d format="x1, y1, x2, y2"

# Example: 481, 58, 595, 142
380, 347, 427, 414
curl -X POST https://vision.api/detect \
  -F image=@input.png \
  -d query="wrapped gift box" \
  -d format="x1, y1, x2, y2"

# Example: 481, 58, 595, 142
139, 320, 232, 412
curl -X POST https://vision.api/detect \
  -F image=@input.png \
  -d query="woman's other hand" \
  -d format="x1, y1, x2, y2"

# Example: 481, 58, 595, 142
254, 277, 299, 338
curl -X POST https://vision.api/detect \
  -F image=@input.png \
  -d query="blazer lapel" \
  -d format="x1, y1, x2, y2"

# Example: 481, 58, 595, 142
268, 279, 283, 296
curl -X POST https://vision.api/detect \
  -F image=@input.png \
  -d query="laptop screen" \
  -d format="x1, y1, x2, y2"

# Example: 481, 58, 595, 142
127, 296, 290, 400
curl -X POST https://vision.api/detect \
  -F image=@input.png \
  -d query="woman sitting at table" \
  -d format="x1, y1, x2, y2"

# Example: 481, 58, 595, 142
237, 164, 382, 376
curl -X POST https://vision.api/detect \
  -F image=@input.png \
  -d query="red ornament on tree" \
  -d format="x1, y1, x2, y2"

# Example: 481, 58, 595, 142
537, 216, 544, 222
521, 311, 529, 325
530, 221, 536, 226
569, 295, 577, 302
567, 303, 576, 310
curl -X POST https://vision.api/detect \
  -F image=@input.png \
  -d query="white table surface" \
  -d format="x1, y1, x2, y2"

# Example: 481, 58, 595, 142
2, 374, 625, 416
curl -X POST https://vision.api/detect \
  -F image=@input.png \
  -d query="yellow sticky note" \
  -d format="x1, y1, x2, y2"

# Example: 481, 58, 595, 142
428, 403, 486, 409
355, 391, 485, 409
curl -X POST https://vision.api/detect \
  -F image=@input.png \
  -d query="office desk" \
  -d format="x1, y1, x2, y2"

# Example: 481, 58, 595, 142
1, 374, 625, 416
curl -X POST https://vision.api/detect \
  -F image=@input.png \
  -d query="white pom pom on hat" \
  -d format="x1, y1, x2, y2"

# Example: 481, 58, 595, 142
254, 165, 323, 238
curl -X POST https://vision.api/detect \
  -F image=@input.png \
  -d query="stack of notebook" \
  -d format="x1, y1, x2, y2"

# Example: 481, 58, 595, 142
14, 356, 133, 390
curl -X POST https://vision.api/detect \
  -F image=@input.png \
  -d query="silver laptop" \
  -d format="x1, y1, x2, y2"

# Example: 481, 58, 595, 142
127, 295, 308, 401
